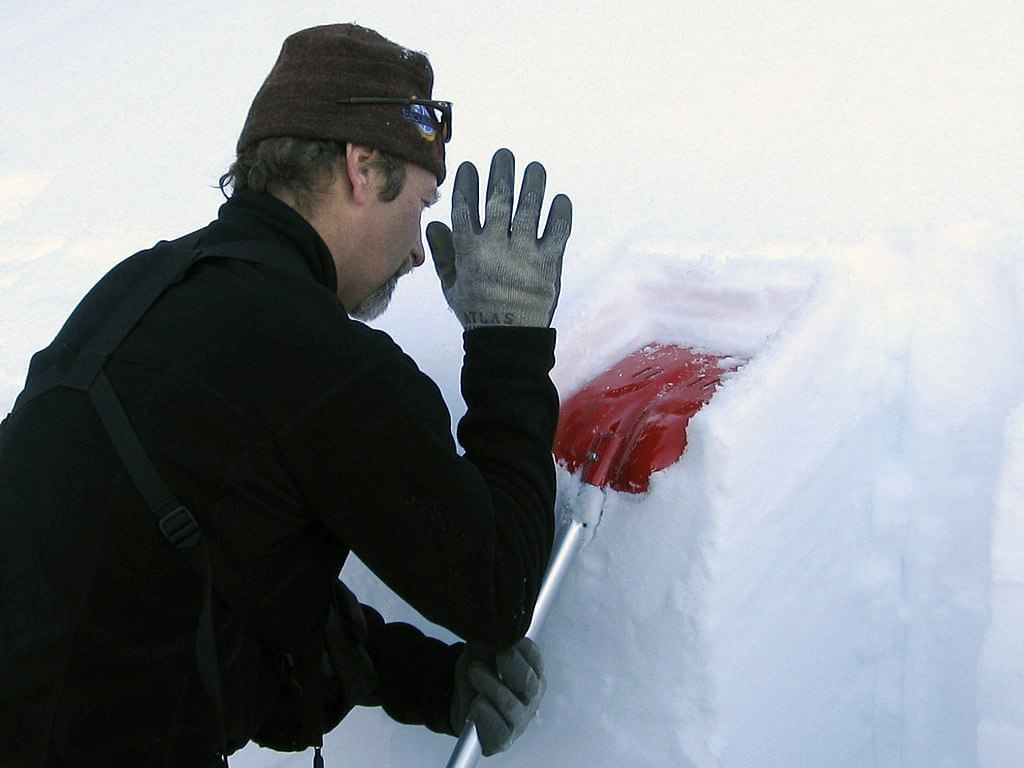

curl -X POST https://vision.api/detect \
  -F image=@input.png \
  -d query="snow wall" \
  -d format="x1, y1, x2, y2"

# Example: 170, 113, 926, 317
231, 224, 1024, 768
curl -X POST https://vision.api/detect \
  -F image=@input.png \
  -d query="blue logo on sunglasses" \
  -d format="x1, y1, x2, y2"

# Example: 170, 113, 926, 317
402, 104, 438, 142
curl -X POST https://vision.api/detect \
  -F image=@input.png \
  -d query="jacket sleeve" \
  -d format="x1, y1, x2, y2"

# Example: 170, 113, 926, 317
360, 604, 465, 735
275, 326, 559, 649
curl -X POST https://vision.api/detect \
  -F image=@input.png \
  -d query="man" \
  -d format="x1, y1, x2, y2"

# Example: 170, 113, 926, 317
0, 23, 572, 767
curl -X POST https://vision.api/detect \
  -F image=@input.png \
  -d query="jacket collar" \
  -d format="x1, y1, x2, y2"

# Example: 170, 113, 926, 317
203, 190, 338, 294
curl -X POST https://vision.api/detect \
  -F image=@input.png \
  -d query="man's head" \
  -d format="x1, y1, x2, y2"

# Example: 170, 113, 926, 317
224, 23, 449, 319
238, 24, 447, 183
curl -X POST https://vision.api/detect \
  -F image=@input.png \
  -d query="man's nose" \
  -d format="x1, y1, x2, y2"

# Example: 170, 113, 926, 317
411, 230, 426, 268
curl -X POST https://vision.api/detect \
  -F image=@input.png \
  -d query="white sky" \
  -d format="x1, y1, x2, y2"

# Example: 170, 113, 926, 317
2, 0, 1021, 251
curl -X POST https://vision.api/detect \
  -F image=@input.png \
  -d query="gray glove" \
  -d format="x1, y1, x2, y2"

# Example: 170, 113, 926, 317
449, 637, 546, 756
426, 148, 572, 329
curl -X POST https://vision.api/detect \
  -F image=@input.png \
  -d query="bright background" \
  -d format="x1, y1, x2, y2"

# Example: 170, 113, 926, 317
3, 3, 1023, 767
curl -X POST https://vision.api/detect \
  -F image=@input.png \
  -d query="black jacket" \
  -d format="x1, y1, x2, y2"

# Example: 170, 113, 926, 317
0, 191, 558, 766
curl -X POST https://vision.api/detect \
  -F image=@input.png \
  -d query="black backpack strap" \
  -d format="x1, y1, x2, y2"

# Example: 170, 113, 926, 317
12, 237, 307, 404
88, 370, 193, 534
11, 235, 314, 757
10, 246, 201, 409
88, 368, 226, 737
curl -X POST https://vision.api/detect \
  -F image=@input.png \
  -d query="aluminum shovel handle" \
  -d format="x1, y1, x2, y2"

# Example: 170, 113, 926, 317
445, 720, 484, 768
444, 483, 606, 768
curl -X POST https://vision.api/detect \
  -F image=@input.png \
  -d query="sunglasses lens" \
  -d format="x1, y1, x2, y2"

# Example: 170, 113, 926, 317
432, 104, 451, 143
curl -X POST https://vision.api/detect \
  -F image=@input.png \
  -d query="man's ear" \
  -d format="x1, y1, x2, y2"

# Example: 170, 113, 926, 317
345, 143, 381, 205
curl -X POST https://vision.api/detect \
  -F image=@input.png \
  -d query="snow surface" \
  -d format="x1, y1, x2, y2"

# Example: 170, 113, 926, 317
3, 3, 1023, 767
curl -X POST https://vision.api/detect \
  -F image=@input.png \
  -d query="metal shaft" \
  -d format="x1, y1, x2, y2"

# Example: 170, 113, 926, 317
443, 483, 606, 768
445, 719, 484, 768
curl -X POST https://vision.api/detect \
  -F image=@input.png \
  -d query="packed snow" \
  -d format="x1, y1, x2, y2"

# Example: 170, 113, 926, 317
321, 226, 1024, 768
3, 3, 1023, 767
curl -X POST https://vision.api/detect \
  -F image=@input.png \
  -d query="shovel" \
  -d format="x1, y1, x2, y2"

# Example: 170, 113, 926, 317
444, 343, 741, 768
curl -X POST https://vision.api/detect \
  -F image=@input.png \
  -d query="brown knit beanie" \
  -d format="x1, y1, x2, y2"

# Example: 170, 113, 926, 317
237, 24, 446, 183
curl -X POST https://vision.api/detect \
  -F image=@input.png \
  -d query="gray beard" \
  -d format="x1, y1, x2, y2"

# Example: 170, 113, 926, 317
349, 272, 400, 321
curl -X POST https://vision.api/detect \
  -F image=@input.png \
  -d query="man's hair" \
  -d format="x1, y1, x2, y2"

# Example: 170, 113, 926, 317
219, 137, 407, 214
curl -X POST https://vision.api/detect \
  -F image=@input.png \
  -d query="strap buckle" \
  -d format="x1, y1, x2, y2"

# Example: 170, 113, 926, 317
158, 504, 202, 548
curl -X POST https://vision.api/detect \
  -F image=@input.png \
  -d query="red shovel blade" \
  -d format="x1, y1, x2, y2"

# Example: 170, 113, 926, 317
553, 344, 742, 493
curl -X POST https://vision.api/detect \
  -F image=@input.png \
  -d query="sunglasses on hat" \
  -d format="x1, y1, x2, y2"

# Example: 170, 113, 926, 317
335, 97, 453, 143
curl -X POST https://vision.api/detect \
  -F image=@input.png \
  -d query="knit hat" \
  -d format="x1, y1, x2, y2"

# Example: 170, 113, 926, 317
237, 24, 447, 183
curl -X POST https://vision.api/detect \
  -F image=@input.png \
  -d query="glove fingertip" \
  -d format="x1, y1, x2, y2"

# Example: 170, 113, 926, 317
469, 699, 512, 756
426, 226, 456, 289
425, 219, 451, 241
485, 148, 516, 225
425, 222, 452, 253
490, 148, 515, 181
521, 161, 547, 196
453, 162, 482, 232
454, 160, 480, 190
539, 195, 572, 247
522, 637, 545, 669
